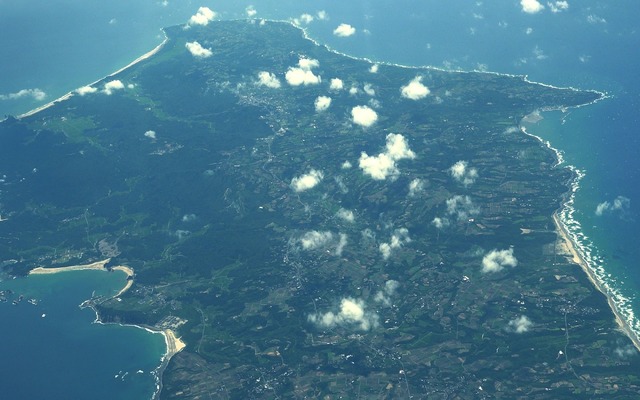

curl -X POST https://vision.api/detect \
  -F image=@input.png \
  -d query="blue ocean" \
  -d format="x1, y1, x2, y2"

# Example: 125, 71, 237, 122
1, 1, 639, 398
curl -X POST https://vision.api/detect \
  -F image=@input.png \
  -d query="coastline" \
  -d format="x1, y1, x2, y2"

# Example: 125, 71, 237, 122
523, 114, 640, 352
552, 212, 640, 352
17, 31, 168, 120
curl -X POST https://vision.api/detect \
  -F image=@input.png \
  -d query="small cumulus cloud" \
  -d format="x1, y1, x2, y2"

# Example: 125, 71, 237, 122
341, 160, 352, 169
293, 13, 314, 25
103, 80, 125, 95
314, 96, 332, 112
185, 41, 213, 58
182, 213, 197, 222
246, 6, 257, 17
408, 178, 424, 196
308, 297, 378, 331
587, 14, 607, 24
351, 105, 378, 127
369, 64, 379, 73
300, 230, 334, 250
291, 169, 323, 192
285, 58, 321, 86
75, 86, 97, 96
335, 233, 348, 256
333, 23, 356, 37
446, 195, 479, 221
548, 1, 569, 13
144, 130, 157, 139
188, 7, 218, 26
482, 248, 518, 273
0, 88, 46, 101
520, 0, 544, 14
595, 196, 630, 217
450, 160, 478, 186
507, 315, 532, 333
359, 133, 415, 180
400, 76, 430, 100
257, 71, 281, 88
363, 83, 376, 97
349, 86, 359, 95
432, 217, 450, 229
329, 78, 344, 91
336, 208, 355, 223
379, 228, 410, 260
614, 345, 637, 359
188, 6, 217, 26
374, 280, 400, 306
317, 10, 328, 20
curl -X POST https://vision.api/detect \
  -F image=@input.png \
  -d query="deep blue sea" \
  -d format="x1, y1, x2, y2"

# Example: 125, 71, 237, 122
1, 0, 639, 398
0, 270, 166, 399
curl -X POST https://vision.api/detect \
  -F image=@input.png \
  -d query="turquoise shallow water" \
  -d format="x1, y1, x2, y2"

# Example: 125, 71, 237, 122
1, 1, 639, 398
0, 270, 166, 400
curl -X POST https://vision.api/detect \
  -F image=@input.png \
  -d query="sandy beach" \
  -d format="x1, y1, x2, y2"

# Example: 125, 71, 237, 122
552, 212, 640, 352
163, 329, 186, 356
17, 32, 168, 120
29, 259, 110, 275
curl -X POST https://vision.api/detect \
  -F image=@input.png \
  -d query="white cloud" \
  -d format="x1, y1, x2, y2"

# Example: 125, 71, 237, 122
369, 64, 379, 73
314, 96, 332, 112
301, 13, 314, 24
103, 80, 125, 95
0, 88, 46, 101
144, 130, 157, 139
595, 196, 630, 216
351, 105, 378, 127
614, 345, 637, 359
300, 230, 334, 250
75, 86, 97, 96
329, 78, 344, 91
309, 297, 379, 331
482, 248, 518, 273
333, 23, 356, 37
432, 217, 450, 229
363, 83, 376, 97
349, 86, 359, 95
188, 6, 217, 26
182, 213, 196, 222
379, 228, 410, 260
336, 208, 355, 223
408, 179, 424, 196
335, 233, 348, 256
246, 6, 257, 17
526, 27, 534, 35
446, 195, 479, 221
508, 315, 532, 333
298, 58, 319, 70
521, 0, 544, 14
317, 10, 328, 20
291, 169, 323, 192
587, 14, 607, 24
285, 68, 321, 86
449, 160, 478, 186
257, 71, 281, 88
548, 1, 569, 13
185, 41, 213, 58
400, 76, 430, 100
285, 59, 321, 86
385, 133, 416, 160
341, 161, 352, 169
359, 133, 415, 180
374, 280, 400, 306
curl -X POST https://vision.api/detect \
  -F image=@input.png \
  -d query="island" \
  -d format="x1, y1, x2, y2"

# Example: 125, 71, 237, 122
1, 19, 639, 398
